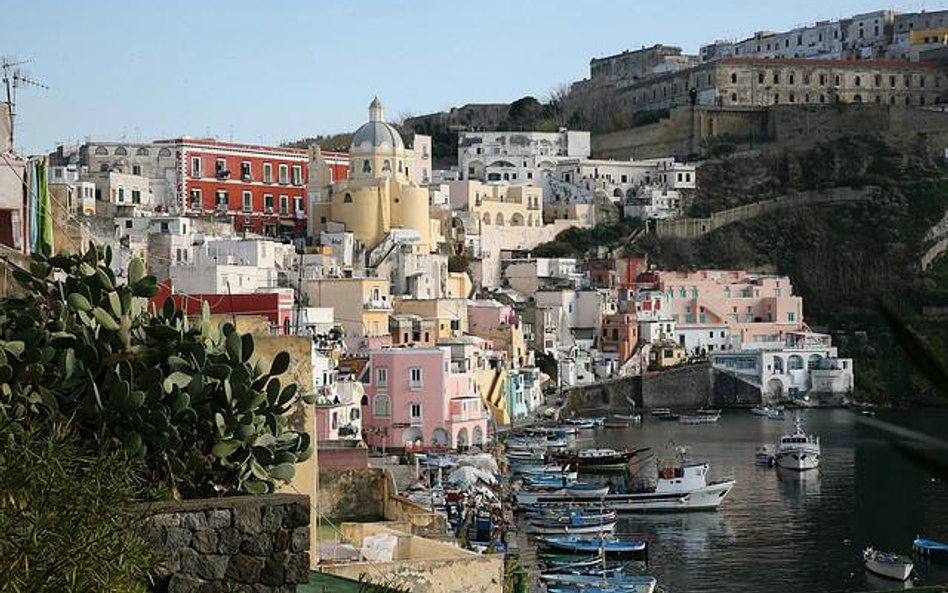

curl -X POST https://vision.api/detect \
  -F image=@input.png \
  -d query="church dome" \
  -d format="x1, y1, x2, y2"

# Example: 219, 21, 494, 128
351, 97, 404, 152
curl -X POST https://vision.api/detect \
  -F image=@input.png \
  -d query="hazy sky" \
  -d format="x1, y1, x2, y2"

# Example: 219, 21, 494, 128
3, 0, 948, 153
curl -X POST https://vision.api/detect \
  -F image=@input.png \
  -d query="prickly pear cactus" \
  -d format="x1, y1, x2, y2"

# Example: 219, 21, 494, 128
0, 243, 315, 498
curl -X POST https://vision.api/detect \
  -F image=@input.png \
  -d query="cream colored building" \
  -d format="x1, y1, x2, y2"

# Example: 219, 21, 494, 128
303, 277, 392, 338
449, 181, 544, 232
394, 298, 468, 340
311, 98, 436, 253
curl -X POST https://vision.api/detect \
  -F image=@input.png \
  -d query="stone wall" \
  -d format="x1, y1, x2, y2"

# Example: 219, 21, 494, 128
383, 494, 447, 538
316, 467, 386, 521
143, 494, 310, 593
562, 363, 712, 413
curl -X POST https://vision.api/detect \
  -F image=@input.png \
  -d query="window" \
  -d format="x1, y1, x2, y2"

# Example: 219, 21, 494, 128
279, 195, 288, 215
773, 73, 780, 84
94, 146, 109, 156
191, 157, 202, 177
855, 76, 861, 87
382, 159, 391, 172
263, 163, 273, 183
158, 147, 172, 157
362, 160, 371, 174
124, 220, 132, 229
409, 367, 423, 389
292, 165, 302, 185
216, 158, 226, 176
787, 312, 796, 322
131, 190, 141, 204
117, 188, 125, 203
343, 193, 353, 203
242, 191, 253, 212
264, 194, 274, 212
114, 146, 128, 156
373, 395, 390, 417
758, 72, 765, 84
132, 164, 142, 176
294, 196, 303, 215
731, 73, 737, 84
789, 73, 795, 85
376, 367, 388, 388
819, 74, 826, 86
216, 190, 228, 207
241, 161, 252, 180
277, 164, 289, 184
410, 402, 422, 420
190, 188, 202, 209
875, 74, 882, 87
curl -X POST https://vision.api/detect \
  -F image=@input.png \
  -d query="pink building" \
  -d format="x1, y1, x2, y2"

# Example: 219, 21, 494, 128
467, 299, 529, 366
362, 348, 488, 452
650, 270, 805, 354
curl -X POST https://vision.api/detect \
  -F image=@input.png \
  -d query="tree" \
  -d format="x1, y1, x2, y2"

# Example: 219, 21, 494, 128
0, 244, 315, 499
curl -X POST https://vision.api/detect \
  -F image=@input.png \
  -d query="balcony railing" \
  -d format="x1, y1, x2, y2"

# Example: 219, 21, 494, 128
364, 299, 393, 310
409, 416, 423, 427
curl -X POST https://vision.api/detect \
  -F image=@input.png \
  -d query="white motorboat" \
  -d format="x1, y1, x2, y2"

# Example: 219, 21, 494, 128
680, 412, 720, 425
774, 413, 821, 471
517, 459, 735, 512
864, 547, 914, 581
529, 519, 617, 536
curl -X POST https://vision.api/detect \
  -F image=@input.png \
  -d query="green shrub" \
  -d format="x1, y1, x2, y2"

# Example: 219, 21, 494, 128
0, 244, 315, 499
0, 421, 160, 592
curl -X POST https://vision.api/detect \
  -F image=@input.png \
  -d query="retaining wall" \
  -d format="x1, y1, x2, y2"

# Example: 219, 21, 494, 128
143, 494, 310, 593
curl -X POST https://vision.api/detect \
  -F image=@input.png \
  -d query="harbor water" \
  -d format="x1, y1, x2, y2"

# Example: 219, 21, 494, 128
537, 408, 948, 593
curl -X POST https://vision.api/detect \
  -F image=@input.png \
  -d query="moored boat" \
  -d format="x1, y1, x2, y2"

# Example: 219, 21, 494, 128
914, 536, 948, 561
650, 407, 671, 417
679, 412, 720, 425
540, 573, 657, 593
540, 535, 648, 559
755, 444, 775, 466
864, 547, 914, 581
774, 413, 820, 471
614, 413, 642, 423
529, 520, 617, 536
548, 448, 648, 471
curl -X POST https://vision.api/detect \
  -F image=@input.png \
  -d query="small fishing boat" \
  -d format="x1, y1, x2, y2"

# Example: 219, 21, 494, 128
541, 574, 657, 593
530, 520, 617, 536
755, 445, 775, 466
864, 547, 914, 581
540, 535, 648, 559
527, 509, 617, 523
767, 408, 786, 421
520, 467, 578, 480
603, 420, 634, 428
614, 413, 642, 423
565, 483, 611, 497
679, 412, 720, 425
650, 408, 671, 417
540, 553, 602, 569
549, 448, 647, 471
914, 536, 948, 561
751, 406, 771, 416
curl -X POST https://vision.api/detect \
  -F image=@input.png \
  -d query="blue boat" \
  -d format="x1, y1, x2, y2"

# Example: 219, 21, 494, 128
914, 536, 948, 561
542, 573, 657, 593
540, 535, 648, 558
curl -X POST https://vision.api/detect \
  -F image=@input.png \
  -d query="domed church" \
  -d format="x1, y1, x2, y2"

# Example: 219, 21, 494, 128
311, 98, 435, 254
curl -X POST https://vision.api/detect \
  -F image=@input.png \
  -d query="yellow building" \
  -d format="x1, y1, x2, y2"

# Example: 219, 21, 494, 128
312, 98, 435, 253
449, 181, 544, 231
303, 277, 392, 338
393, 298, 468, 339
650, 340, 687, 369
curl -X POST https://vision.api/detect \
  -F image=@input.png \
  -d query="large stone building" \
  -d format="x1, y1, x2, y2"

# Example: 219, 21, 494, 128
310, 98, 436, 253
590, 44, 699, 84
458, 129, 591, 189
622, 58, 947, 113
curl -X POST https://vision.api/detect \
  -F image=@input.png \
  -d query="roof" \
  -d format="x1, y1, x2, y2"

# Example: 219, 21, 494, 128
155, 137, 308, 156
351, 121, 405, 151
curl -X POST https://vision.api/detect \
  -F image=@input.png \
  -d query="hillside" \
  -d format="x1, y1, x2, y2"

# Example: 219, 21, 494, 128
639, 136, 948, 402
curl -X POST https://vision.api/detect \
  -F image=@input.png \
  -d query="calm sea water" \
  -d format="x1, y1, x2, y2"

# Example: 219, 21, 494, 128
566, 409, 948, 593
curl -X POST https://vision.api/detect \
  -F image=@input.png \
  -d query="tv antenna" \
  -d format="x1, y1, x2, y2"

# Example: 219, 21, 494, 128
1, 57, 48, 149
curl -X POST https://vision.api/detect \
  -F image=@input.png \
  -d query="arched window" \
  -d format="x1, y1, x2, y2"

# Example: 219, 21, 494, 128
773, 356, 785, 374
731, 73, 737, 84
482, 213, 491, 226
852, 94, 863, 104
350, 407, 360, 421
158, 147, 172, 157
94, 146, 109, 156
788, 355, 804, 370
343, 193, 353, 203
362, 159, 371, 174
613, 188, 623, 198
495, 212, 504, 226
114, 146, 128, 156
136, 147, 150, 156
808, 354, 823, 370
855, 75, 861, 87
382, 159, 391, 172
373, 395, 390, 417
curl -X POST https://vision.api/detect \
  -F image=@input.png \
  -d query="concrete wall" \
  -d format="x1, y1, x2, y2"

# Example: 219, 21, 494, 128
592, 104, 948, 162
142, 494, 310, 593
655, 186, 877, 239
642, 363, 712, 409
316, 467, 386, 521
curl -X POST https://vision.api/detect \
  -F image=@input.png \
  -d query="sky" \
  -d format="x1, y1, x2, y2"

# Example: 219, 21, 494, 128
3, 0, 948, 154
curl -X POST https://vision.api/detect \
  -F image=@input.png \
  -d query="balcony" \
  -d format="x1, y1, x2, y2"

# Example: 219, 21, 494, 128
409, 416, 423, 427
364, 299, 393, 311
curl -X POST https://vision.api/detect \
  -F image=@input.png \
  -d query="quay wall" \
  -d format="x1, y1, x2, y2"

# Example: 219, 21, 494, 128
563, 363, 712, 413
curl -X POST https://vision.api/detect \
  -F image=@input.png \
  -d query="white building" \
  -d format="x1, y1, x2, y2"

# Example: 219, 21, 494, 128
712, 331, 854, 403
623, 187, 684, 220
552, 157, 695, 206
458, 129, 591, 192
503, 258, 584, 295
170, 238, 292, 294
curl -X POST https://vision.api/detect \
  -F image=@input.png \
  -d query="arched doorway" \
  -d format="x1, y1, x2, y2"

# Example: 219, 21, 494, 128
472, 425, 484, 447
402, 427, 423, 448
767, 378, 785, 399
431, 428, 450, 448
456, 428, 469, 450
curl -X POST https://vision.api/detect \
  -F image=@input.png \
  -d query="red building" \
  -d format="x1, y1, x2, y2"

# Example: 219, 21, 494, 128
156, 138, 311, 237
154, 282, 295, 334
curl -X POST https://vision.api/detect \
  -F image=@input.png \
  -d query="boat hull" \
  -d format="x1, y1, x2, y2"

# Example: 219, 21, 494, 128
518, 479, 735, 512
529, 521, 617, 535
774, 445, 820, 471
865, 558, 913, 581
915, 537, 948, 562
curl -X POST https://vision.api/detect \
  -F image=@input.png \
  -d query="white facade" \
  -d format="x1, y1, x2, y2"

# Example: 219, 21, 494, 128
624, 187, 683, 220
170, 239, 290, 294
92, 171, 153, 209
458, 130, 591, 194
551, 157, 695, 208
503, 258, 583, 295
712, 332, 854, 403
677, 325, 732, 355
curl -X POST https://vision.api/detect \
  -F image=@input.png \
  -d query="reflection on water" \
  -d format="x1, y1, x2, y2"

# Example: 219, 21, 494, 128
582, 409, 948, 593
775, 465, 822, 500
